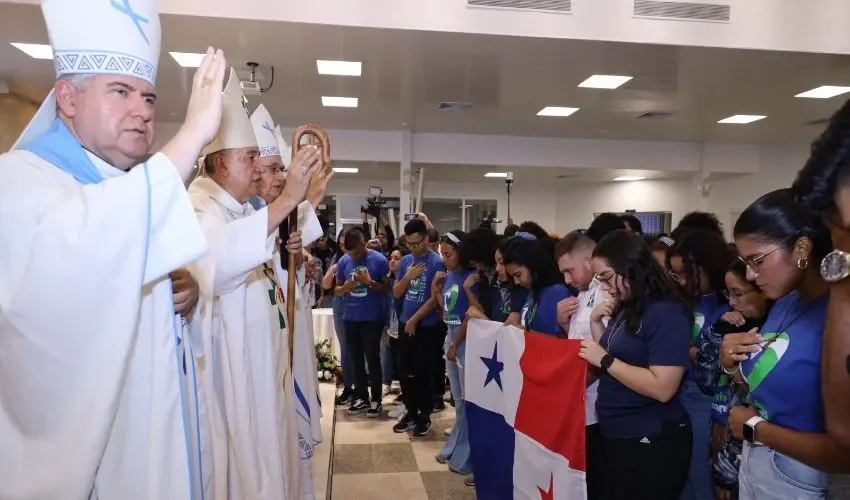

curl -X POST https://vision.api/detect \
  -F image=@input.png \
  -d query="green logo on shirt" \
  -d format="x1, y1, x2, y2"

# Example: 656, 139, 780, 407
350, 265, 369, 298
444, 284, 459, 312
747, 332, 789, 393
691, 312, 705, 343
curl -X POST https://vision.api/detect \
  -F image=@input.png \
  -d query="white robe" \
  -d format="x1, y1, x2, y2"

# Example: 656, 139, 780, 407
0, 150, 211, 500
187, 177, 322, 500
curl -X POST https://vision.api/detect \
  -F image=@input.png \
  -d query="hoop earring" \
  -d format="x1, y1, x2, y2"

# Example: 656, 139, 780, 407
797, 257, 809, 270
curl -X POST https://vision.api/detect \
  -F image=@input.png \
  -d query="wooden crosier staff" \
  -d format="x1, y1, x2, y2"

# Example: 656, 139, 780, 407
287, 124, 332, 365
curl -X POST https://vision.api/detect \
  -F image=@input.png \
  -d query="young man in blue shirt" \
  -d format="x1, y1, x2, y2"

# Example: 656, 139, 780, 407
392, 219, 446, 436
335, 228, 390, 417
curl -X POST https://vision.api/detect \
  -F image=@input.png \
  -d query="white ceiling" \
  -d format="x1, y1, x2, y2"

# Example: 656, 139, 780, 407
2, 2, 850, 145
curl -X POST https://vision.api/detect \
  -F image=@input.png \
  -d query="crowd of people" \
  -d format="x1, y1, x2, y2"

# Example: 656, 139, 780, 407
320, 104, 850, 500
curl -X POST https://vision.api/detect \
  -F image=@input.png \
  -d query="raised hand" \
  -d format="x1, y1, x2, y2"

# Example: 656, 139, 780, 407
280, 146, 321, 205
307, 168, 334, 208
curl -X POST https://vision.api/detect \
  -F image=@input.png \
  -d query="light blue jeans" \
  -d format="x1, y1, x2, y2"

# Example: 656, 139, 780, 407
332, 296, 355, 390
680, 378, 713, 500
739, 443, 828, 499
437, 326, 472, 474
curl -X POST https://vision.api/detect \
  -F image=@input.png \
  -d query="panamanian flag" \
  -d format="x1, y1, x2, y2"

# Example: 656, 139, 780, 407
465, 319, 587, 499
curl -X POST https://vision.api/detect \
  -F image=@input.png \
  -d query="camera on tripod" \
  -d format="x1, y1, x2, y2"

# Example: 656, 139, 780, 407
361, 186, 386, 218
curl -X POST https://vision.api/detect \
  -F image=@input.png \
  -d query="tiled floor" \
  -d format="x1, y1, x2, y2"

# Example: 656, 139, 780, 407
329, 391, 476, 500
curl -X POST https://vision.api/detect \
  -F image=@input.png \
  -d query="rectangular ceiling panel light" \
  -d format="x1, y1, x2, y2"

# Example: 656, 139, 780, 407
169, 52, 206, 68
578, 74, 633, 89
795, 86, 850, 99
322, 96, 359, 108
614, 176, 646, 181
333, 167, 359, 173
484, 172, 509, 178
10, 42, 53, 59
537, 106, 579, 117
718, 115, 766, 124
317, 60, 362, 76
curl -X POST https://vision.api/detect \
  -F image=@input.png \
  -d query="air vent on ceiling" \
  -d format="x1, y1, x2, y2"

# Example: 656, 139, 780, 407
634, 0, 730, 22
805, 118, 829, 126
467, 0, 571, 14
438, 101, 475, 111
637, 111, 675, 120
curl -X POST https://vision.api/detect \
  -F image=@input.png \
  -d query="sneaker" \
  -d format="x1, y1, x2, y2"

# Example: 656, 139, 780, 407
392, 412, 416, 433
347, 399, 368, 415
335, 388, 353, 406
388, 405, 406, 419
413, 416, 432, 437
435, 454, 449, 465
367, 402, 382, 418
433, 400, 446, 413
448, 395, 455, 408
393, 393, 404, 403
464, 476, 475, 487
382, 384, 391, 398
444, 428, 451, 437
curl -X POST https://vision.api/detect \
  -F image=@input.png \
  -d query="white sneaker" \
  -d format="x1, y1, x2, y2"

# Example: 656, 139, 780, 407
444, 428, 451, 437
388, 405, 406, 419
382, 384, 391, 397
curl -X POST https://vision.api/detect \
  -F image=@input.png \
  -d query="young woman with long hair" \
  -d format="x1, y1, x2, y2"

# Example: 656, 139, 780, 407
579, 229, 694, 498
322, 229, 356, 405
723, 189, 850, 499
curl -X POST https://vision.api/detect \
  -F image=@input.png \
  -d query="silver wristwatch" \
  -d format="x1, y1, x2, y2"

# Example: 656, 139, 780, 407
821, 249, 850, 283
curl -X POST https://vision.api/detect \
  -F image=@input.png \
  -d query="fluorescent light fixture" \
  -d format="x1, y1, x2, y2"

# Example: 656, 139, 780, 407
718, 115, 766, 124
10, 42, 53, 59
332, 167, 359, 174
322, 96, 359, 108
484, 172, 509, 178
578, 74, 633, 89
795, 85, 850, 99
537, 107, 579, 117
614, 176, 646, 181
169, 51, 206, 68
317, 60, 362, 76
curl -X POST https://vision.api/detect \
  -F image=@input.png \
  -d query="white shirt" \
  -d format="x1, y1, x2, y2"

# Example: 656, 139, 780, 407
567, 278, 608, 427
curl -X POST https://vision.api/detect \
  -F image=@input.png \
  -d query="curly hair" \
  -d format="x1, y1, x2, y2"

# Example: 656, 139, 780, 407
462, 227, 500, 267
500, 237, 563, 309
792, 98, 850, 213
667, 229, 736, 302
593, 229, 692, 332
673, 211, 724, 239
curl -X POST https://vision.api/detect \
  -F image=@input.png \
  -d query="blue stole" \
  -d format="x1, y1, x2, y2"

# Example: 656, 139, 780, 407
248, 196, 266, 210
22, 118, 104, 185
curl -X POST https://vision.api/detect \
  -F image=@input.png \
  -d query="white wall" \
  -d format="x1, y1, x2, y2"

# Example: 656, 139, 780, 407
554, 144, 810, 239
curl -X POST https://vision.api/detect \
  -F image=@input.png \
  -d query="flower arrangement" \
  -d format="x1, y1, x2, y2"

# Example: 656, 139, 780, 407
315, 339, 339, 382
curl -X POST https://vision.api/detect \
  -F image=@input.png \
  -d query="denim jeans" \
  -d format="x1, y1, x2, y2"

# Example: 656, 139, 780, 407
738, 444, 827, 500
332, 296, 355, 390
437, 326, 472, 474
680, 378, 713, 500
380, 333, 395, 385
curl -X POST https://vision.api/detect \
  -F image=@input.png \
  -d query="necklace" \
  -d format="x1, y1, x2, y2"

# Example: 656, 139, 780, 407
603, 310, 627, 350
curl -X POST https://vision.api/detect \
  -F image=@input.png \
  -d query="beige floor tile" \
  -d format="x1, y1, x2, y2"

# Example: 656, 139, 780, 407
410, 440, 451, 472
420, 471, 477, 500
332, 472, 429, 500
334, 420, 412, 445
333, 443, 418, 474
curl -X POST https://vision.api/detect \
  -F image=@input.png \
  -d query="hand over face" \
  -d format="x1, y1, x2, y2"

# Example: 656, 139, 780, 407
171, 268, 199, 317
590, 297, 616, 324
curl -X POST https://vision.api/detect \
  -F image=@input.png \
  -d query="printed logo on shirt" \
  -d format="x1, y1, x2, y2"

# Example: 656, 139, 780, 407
691, 312, 705, 343
406, 275, 426, 303
349, 265, 369, 298
498, 283, 512, 315
746, 332, 789, 394
443, 284, 461, 326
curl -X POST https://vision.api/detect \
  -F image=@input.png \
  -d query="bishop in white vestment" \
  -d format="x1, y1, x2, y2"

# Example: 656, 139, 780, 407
188, 78, 324, 500
0, 0, 227, 498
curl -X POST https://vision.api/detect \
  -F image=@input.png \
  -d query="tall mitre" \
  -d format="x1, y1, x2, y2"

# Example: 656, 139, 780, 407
11, 0, 161, 151
250, 104, 280, 159
275, 125, 293, 172
202, 68, 257, 156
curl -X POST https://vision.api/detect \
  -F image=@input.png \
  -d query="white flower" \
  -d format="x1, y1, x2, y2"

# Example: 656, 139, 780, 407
323, 370, 332, 379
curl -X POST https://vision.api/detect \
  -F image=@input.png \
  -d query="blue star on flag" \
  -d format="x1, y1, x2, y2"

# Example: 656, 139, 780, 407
480, 342, 504, 390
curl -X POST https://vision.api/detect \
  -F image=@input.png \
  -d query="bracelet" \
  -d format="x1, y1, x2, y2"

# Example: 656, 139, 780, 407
722, 363, 740, 375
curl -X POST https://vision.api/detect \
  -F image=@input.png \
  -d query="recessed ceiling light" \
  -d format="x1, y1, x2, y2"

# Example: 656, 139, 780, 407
322, 96, 358, 108
484, 172, 509, 178
333, 167, 359, 173
537, 107, 579, 117
10, 42, 53, 59
795, 86, 850, 99
614, 176, 646, 181
169, 52, 206, 68
718, 115, 766, 124
317, 60, 362, 76
578, 75, 633, 89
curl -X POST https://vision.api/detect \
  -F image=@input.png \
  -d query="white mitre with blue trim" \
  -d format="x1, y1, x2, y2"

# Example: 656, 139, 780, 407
202, 68, 258, 155
250, 104, 280, 159
10, 0, 161, 151
274, 125, 292, 173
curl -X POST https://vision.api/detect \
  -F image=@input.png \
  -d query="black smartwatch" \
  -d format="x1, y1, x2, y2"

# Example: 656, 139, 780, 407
600, 354, 615, 374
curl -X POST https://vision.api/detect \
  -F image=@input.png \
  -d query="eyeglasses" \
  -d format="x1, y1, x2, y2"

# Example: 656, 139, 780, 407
260, 165, 285, 175
738, 247, 780, 274
406, 236, 425, 248
594, 272, 617, 287
722, 288, 758, 301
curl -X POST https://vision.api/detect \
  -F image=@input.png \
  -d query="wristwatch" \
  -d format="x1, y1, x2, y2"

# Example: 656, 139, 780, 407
821, 249, 850, 283
743, 415, 765, 445
600, 354, 615, 374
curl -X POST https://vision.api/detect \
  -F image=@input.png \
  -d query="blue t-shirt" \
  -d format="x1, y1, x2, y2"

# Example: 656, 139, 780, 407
511, 287, 530, 315
520, 284, 571, 336
741, 291, 828, 433
398, 251, 445, 327
491, 280, 514, 323
596, 299, 692, 439
442, 268, 478, 331
335, 250, 390, 322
